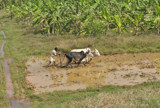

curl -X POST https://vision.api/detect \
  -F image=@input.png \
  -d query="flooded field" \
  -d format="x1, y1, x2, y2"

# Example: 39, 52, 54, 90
25, 53, 160, 94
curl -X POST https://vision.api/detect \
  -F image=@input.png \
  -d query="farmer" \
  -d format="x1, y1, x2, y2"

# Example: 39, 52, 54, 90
48, 47, 58, 66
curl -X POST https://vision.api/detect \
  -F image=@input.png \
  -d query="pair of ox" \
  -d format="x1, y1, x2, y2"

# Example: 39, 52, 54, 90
65, 48, 100, 67
49, 48, 100, 67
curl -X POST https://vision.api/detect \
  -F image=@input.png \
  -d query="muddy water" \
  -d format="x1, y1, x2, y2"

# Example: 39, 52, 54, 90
11, 99, 31, 108
3, 59, 14, 98
2, 31, 7, 38
26, 53, 160, 94
1, 40, 6, 57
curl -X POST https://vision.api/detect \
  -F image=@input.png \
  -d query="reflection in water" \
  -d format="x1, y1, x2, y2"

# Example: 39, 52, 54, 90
1, 40, 6, 57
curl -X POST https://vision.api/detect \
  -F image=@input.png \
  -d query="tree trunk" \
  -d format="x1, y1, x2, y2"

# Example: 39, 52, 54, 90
156, 23, 159, 34
105, 23, 109, 35
135, 25, 139, 36
75, 20, 78, 35
50, 24, 53, 34
10, 11, 13, 20
119, 27, 122, 36
54, 26, 56, 35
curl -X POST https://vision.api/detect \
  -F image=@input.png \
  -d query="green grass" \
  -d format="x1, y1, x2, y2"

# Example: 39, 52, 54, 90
29, 86, 123, 108
0, 44, 8, 106
59, 82, 160, 108
1, 10, 160, 108
30, 82, 160, 108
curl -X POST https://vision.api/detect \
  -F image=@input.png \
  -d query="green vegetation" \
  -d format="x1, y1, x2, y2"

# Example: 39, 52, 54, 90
1, 0, 160, 107
0, 25, 8, 107
30, 82, 160, 108
0, 57, 8, 106
57, 82, 160, 108
0, 9, 160, 107
1, 0, 160, 36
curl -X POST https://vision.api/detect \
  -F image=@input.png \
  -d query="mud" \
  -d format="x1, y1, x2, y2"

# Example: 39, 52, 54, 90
25, 53, 160, 94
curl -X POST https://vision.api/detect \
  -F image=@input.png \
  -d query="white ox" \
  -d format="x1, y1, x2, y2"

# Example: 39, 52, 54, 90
71, 48, 91, 53
71, 48, 100, 63
82, 49, 100, 63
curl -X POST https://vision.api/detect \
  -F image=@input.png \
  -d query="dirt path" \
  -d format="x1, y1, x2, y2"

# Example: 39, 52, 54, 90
1, 31, 31, 108
25, 53, 160, 94
3, 59, 14, 98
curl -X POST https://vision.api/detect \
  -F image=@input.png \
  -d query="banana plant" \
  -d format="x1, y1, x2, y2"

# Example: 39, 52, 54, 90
127, 12, 144, 35
6, 3, 15, 20
4, 0, 160, 36
113, 15, 127, 36
154, 5, 160, 34
0, 0, 9, 8
102, 7, 111, 32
